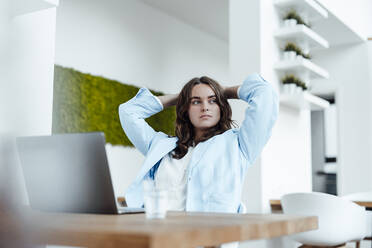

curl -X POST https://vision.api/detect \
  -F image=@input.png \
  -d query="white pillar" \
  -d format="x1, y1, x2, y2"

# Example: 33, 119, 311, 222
9, 5, 58, 137
229, 0, 264, 215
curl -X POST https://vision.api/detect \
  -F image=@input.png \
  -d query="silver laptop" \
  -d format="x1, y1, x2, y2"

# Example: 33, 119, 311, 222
16, 132, 144, 214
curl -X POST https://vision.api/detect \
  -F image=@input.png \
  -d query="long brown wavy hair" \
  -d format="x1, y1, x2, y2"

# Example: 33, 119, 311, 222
172, 76, 235, 159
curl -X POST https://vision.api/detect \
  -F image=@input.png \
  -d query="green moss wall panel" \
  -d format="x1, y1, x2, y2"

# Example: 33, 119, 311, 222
52, 65, 176, 146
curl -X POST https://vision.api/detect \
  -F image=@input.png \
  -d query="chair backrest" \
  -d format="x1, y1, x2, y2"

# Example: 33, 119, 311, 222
342, 191, 372, 236
281, 192, 367, 246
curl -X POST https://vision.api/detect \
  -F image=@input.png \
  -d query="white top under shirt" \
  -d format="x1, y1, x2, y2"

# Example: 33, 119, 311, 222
154, 147, 194, 211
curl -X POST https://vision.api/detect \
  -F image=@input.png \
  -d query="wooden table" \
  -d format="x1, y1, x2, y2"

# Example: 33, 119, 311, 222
24, 211, 318, 248
354, 201, 372, 208
270, 199, 372, 212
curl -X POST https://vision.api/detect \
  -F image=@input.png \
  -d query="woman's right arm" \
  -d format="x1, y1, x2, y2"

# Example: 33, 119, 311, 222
118, 88, 179, 155
119, 88, 165, 156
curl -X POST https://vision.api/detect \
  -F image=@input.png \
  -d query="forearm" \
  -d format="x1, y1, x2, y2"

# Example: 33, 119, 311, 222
157, 94, 179, 108
224, 86, 240, 99
236, 74, 279, 164
119, 87, 163, 155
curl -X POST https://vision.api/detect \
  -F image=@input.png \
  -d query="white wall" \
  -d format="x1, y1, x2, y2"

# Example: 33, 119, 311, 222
10, 8, 56, 137
55, 0, 230, 197
262, 107, 312, 199
0, 4, 56, 138
0, 0, 10, 136
313, 43, 372, 195
324, 104, 338, 157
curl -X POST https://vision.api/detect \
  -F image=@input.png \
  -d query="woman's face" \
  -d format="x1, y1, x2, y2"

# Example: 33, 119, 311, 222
188, 84, 221, 131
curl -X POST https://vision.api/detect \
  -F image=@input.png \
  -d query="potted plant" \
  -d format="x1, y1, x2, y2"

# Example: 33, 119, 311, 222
283, 42, 311, 60
283, 10, 310, 28
283, 43, 298, 60
297, 80, 308, 91
281, 74, 307, 94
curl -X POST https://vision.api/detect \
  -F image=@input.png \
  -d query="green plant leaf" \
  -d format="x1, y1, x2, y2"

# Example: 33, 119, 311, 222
283, 10, 311, 28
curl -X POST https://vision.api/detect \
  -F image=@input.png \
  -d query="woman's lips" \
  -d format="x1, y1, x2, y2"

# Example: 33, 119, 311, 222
200, 115, 212, 119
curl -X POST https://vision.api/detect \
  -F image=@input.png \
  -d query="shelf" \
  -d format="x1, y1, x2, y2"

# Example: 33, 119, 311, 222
274, 24, 329, 49
274, 57, 329, 79
280, 92, 330, 110
274, 0, 328, 22
311, 8, 366, 47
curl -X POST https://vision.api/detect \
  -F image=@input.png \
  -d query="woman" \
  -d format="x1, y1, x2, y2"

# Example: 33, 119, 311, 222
119, 74, 278, 213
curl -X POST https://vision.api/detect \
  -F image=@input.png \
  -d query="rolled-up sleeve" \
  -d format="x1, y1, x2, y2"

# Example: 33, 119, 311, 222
118, 88, 164, 155
237, 74, 279, 166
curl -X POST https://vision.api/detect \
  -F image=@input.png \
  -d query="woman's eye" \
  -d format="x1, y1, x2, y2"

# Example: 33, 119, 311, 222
192, 101, 200, 105
209, 99, 216, 103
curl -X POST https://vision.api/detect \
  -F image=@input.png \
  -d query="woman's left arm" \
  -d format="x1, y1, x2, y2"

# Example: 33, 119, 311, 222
225, 74, 279, 166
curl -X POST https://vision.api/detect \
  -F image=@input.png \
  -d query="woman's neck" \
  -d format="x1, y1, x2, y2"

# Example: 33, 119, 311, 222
193, 129, 206, 145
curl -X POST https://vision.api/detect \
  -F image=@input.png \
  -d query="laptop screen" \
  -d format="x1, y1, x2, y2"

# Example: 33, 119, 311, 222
16, 132, 118, 214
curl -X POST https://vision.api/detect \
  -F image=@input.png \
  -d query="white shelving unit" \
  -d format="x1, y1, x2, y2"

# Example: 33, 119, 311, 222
274, 0, 329, 110
274, 57, 329, 79
280, 92, 330, 110
274, 24, 329, 49
274, 0, 328, 22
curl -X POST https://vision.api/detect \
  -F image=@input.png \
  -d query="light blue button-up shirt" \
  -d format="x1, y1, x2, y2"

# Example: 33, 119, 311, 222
119, 74, 278, 213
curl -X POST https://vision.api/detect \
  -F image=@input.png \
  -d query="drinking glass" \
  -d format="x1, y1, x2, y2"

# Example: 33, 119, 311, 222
143, 178, 168, 219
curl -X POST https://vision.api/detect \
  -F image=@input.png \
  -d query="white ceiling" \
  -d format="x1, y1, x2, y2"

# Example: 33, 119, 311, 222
139, 0, 229, 41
